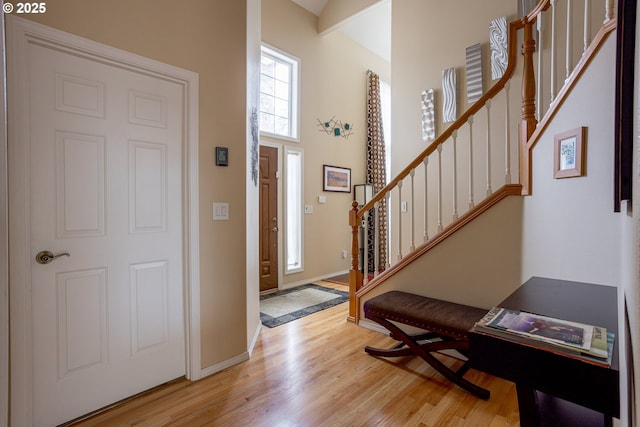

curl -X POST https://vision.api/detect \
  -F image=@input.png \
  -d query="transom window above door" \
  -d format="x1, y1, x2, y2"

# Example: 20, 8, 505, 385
260, 45, 299, 141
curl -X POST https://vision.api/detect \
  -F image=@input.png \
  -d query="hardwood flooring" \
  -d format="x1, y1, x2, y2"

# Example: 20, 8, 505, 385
69, 282, 520, 426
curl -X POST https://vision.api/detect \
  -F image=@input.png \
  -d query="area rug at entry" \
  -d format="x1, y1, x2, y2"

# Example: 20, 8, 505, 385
260, 284, 348, 328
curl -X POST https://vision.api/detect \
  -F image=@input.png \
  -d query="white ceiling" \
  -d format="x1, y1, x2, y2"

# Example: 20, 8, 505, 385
290, 0, 391, 62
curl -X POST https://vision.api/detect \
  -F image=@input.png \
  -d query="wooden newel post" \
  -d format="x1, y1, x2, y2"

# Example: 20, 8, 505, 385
348, 201, 362, 322
520, 20, 538, 195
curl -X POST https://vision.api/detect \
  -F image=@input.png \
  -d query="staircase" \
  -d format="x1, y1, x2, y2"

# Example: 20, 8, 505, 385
348, 0, 617, 322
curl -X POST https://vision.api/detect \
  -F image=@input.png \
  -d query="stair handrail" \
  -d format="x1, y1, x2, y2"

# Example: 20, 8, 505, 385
354, 15, 533, 219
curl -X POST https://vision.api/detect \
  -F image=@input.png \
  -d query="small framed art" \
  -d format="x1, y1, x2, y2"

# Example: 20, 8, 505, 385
323, 165, 351, 192
554, 127, 586, 179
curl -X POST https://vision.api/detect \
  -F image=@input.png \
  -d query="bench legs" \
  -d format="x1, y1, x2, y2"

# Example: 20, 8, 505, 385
365, 315, 490, 400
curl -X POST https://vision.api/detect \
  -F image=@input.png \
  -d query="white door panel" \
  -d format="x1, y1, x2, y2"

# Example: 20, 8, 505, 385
25, 32, 185, 427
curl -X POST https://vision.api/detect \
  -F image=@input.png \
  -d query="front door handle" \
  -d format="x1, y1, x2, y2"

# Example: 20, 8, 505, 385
35, 250, 70, 265
271, 227, 279, 232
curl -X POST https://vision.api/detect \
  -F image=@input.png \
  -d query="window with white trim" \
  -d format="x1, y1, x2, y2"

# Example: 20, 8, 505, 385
285, 147, 303, 273
260, 45, 299, 140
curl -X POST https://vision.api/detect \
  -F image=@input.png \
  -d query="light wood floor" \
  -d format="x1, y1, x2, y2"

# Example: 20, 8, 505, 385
69, 282, 520, 427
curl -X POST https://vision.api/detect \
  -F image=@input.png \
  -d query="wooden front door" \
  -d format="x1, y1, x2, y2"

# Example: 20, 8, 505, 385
259, 146, 279, 292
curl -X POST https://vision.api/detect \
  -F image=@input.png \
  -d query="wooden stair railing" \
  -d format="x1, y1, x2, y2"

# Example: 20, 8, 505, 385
348, 0, 617, 322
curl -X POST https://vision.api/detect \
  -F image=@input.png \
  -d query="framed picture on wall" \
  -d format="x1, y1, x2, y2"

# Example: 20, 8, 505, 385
554, 127, 586, 179
323, 165, 351, 192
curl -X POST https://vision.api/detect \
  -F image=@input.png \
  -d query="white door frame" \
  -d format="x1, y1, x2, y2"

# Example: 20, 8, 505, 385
7, 16, 201, 425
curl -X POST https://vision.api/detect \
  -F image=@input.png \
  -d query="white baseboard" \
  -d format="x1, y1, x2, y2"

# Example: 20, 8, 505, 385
281, 270, 349, 290
358, 318, 389, 335
248, 321, 262, 356
198, 352, 250, 380
197, 321, 261, 381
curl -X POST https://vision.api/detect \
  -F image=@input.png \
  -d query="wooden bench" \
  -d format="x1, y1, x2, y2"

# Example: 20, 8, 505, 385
363, 290, 490, 399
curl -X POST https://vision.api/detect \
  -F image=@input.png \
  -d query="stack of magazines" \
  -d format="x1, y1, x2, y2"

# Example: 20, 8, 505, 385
474, 307, 615, 367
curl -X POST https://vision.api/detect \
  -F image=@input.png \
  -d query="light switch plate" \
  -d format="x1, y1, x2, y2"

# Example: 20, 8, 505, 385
213, 202, 229, 220
304, 205, 313, 214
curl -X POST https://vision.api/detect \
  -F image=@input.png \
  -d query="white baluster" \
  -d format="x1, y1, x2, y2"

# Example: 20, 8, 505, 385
486, 99, 493, 196
452, 131, 458, 221
437, 144, 443, 232
605, 0, 614, 23
468, 116, 475, 209
536, 13, 544, 120
504, 81, 511, 184
550, 0, 557, 103
374, 200, 380, 277
409, 169, 416, 251
386, 192, 391, 269
363, 209, 369, 285
423, 157, 429, 242
397, 181, 403, 261
584, 0, 591, 53
566, 0, 573, 81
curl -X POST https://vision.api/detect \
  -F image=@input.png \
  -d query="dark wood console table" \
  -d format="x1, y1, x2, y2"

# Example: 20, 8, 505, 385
469, 277, 619, 427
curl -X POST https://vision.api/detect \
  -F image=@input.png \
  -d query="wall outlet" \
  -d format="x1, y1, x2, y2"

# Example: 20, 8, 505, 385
341, 250, 348, 259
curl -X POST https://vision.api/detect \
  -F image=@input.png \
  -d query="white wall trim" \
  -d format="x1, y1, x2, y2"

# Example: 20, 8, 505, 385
199, 352, 250, 379
248, 322, 262, 356
281, 270, 348, 290
7, 16, 201, 423
357, 318, 389, 335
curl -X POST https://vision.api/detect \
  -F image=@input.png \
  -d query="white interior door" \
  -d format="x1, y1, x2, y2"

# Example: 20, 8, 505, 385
10, 21, 187, 426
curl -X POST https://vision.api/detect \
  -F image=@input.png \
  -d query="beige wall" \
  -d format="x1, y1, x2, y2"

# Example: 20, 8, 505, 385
319, 0, 382, 34
360, 195, 524, 320
626, 5, 640, 421
521, 33, 630, 425
389, 1, 520, 254
261, 0, 390, 287
375, 4, 630, 419
22, 0, 250, 369
374, 3, 631, 423
521, 36, 621, 286
357, 0, 525, 314
391, 0, 518, 172
21, 0, 391, 373
384, 0, 623, 318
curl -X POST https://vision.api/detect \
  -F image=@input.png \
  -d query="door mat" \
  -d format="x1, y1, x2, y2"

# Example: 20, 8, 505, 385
260, 284, 348, 328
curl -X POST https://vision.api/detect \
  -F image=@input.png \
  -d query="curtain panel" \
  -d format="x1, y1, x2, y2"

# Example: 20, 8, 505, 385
366, 70, 388, 270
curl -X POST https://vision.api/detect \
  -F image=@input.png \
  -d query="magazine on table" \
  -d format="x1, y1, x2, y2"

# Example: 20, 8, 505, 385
475, 307, 609, 360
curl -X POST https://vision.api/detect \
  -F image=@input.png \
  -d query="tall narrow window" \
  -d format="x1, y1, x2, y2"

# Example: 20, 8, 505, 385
260, 45, 299, 140
285, 147, 303, 273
